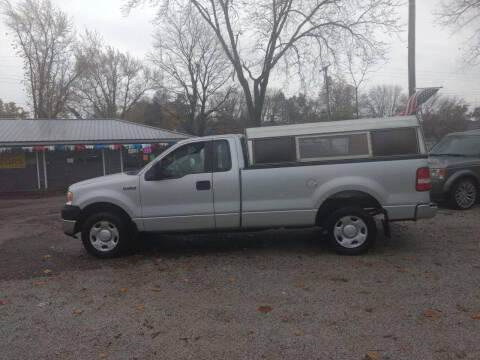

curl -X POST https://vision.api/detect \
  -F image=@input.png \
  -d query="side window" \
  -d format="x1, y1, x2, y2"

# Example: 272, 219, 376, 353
213, 140, 232, 172
298, 133, 370, 161
160, 142, 209, 178
253, 137, 296, 164
371, 128, 419, 156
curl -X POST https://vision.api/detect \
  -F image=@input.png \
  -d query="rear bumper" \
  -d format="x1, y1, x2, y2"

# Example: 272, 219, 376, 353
415, 203, 438, 220
61, 205, 81, 236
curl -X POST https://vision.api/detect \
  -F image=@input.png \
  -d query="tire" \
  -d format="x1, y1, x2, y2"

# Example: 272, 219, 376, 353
449, 178, 478, 210
81, 211, 131, 258
326, 207, 377, 255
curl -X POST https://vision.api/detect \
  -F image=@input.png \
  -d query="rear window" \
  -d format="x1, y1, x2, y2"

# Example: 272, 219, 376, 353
253, 137, 296, 164
298, 133, 370, 160
371, 128, 419, 156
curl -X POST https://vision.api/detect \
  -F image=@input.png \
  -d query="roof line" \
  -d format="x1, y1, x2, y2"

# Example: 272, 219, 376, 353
113, 118, 194, 138
0, 118, 193, 138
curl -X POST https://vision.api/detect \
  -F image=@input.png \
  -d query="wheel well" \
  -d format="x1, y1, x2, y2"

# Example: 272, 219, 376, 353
76, 202, 136, 234
452, 175, 479, 190
316, 191, 383, 226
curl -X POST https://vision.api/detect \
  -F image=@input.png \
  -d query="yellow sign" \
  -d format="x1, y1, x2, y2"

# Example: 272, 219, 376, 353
0, 153, 26, 169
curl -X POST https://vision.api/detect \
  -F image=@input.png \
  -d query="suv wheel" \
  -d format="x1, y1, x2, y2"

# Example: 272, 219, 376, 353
81, 212, 131, 258
450, 178, 477, 210
326, 207, 377, 255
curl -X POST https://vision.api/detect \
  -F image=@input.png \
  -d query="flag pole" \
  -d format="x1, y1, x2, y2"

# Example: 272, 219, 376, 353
408, 0, 416, 98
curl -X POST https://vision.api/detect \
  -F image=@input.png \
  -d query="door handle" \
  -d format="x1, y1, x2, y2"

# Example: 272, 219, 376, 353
196, 180, 211, 191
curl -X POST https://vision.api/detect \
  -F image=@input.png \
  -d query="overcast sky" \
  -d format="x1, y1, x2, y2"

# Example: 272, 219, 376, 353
0, 0, 479, 111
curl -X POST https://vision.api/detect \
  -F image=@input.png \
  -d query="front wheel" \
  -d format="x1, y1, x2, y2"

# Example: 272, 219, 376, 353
81, 212, 131, 258
449, 178, 477, 210
326, 207, 377, 255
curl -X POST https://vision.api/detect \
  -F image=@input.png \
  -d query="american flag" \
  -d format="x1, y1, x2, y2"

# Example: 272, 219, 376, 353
402, 87, 440, 115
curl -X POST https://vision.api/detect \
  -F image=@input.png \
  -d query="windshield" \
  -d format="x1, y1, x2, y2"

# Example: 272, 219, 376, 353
430, 135, 480, 156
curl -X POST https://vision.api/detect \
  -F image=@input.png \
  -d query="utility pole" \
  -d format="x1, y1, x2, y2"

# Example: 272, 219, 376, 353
321, 64, 332, 121
408, 0, 416, 97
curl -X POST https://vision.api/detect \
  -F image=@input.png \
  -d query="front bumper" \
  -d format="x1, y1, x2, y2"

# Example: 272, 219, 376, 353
61, 205, 81, 236
415, 203, 438, 220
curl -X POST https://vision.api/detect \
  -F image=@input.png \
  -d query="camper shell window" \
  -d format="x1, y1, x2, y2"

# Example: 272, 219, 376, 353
297, 133, 370, 161
253, 137, 296, 164
371, 128, 419, 156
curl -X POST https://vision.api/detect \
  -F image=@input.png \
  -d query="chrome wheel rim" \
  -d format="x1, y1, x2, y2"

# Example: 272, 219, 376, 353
455, 182, 476, 209
89, 221, 120, 252
333, 216, 368, 249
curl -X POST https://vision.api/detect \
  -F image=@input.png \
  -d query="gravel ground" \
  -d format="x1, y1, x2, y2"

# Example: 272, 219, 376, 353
0, 195, 479, 360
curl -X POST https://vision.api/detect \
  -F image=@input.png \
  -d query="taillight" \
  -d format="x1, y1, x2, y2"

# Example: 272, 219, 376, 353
416, 167, 431, 191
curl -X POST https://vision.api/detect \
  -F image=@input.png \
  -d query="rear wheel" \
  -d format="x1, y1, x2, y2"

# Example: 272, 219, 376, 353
326, 207, 377, 255
449, 178, 477, 210
81, 212, 131, 258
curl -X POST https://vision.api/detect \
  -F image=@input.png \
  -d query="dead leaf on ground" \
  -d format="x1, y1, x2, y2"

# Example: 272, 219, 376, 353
0, 301, 6, 305
187, 263, 196, 268
420, 273, 430, 279
43, 254, 51, 259
331, 277, 349, 282
294, 330, 301, 336
423, 311, 440, 318
364, 263, 373, 268
73, 309, 84, 314
151, 288, 161, 292
155, 258, 163, 263
119, 288, 128, 293
365, 351, 380, 359
282, 316, 290, 323
213, 288, 220, 293
396, 269, 408, 274
79, 326, 89, 331
258, 306, 272, 314
405, 257, 414, 262
50, 276, 61, 281
183, 278, 189, 283
228, 277, 236, 283
468, 312, 480, 320
98, 353, 108, 359
84, 299, 94, 305
295, 284, 303, 288
35, 281, 45, 286
136, 305, 145, 311
403, 345, 411, 351
476, 295, 480, 300
43, 269, 52, 275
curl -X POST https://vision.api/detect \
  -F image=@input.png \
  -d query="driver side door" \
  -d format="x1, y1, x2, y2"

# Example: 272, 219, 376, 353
140, 141, 214, 232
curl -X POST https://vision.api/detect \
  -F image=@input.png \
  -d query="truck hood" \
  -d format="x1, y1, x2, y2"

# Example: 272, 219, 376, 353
69, 172, 137, 190
428, 155, 480, 169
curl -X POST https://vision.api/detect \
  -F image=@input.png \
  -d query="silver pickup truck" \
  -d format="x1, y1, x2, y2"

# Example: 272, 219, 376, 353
61, 116, 437, 257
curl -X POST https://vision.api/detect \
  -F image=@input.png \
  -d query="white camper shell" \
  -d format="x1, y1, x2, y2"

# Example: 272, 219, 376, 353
245, 116, 427, 166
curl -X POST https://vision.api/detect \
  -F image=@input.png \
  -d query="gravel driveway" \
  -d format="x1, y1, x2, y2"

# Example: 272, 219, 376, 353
0, 195, 479, 360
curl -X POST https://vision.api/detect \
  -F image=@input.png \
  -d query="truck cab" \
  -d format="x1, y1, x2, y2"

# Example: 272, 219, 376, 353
61, 116, 437, 257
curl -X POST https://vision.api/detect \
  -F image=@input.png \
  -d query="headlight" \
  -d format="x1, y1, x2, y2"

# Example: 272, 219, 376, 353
67, 191, 73, 204
430, 168, 446, 181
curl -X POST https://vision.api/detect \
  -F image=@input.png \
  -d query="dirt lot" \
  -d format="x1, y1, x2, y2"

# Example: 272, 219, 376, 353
0, 195, 479, 360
